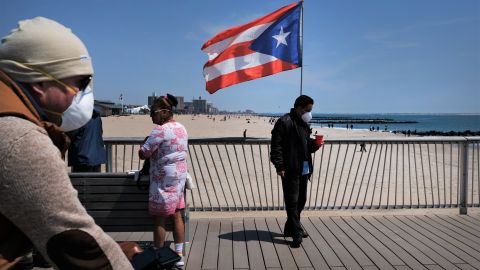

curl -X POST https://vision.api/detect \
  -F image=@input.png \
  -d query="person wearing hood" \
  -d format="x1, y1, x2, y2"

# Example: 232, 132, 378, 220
270, 95, 323, 248
0, 17, 140, 269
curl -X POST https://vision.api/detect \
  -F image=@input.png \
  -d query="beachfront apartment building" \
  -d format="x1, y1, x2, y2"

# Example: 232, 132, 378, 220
192, 96, 207, 113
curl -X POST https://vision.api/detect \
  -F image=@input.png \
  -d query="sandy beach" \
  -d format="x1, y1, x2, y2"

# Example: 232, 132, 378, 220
102, 114, 403, 139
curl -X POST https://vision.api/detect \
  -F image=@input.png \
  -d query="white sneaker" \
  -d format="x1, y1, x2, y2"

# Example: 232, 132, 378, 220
175, 256, 185, 268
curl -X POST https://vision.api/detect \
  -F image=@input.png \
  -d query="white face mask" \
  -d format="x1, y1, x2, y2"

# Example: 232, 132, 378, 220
301, 111, 312, 123
60, 86, 94, 131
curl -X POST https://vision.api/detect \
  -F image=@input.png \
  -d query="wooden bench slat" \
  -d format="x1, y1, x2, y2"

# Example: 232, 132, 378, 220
79, 194, 148, 202
87, 210, 151, 218
84, 202, 149, 210
71, 174, 186, 235
71, 178, 138, 185
98, 225, 153, 232
75, 186, 148, 194
89, 218, 153, 226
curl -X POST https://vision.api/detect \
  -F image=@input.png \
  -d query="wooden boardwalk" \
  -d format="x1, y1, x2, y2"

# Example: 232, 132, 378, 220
109, 213, 480, 270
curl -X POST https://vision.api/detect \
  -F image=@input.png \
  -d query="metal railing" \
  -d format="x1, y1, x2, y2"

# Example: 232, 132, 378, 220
102, 137, 480, 213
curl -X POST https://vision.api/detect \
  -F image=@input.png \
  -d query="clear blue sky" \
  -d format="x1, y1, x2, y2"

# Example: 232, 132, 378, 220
2, 0, 479, 113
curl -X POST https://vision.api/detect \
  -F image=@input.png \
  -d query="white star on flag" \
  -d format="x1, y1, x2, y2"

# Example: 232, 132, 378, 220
272, 26, 291, 48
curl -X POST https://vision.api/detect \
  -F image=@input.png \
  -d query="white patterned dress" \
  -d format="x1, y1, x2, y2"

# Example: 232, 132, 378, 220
140, 120, 188, 216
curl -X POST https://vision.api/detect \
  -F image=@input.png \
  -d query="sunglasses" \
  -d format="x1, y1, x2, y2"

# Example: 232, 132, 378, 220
78, 76, 92, 92
149, 109, 171, 117
52, 75, 92, 95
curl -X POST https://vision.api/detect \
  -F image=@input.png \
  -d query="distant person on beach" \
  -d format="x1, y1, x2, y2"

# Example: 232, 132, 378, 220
270, 95, 322, 248
67, 108, 107, 172
359, 142, 367, 152
139, 94, 187, 268
243, 129, 247, 138
0, 17, 140, 269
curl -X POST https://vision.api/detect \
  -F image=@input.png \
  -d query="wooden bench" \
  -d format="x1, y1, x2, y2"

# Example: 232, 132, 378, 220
70, 172, 189, 250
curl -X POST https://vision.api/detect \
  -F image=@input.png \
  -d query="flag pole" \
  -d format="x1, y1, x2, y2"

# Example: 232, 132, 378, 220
299, 0, 304, 96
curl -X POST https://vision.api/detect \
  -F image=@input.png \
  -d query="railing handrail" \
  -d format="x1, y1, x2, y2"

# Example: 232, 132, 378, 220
100, 136, 479, 214
103, 136, 480, 144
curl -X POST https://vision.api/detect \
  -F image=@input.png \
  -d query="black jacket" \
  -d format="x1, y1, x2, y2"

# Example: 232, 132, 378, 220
270, 109, 320, 178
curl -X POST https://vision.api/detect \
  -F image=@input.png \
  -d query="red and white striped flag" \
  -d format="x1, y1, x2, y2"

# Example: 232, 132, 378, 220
201, 2, 302, 94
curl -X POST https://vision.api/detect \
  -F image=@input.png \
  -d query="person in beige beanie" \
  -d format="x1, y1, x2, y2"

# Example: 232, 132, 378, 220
0, 17, 140, 269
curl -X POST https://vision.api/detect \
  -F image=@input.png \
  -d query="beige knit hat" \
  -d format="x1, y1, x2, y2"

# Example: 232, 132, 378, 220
0, 16, 93, 83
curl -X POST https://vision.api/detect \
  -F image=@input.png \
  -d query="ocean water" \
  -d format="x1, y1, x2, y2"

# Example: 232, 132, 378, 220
263, 113, 480, 132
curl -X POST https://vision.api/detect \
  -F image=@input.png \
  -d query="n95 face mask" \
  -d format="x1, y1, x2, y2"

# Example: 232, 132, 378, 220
301, 112, 312, 123
60, 86, 94, 131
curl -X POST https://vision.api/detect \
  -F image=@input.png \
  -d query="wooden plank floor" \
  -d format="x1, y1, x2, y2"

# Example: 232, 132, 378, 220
110, 213, 480, 270
31, 213, 480, 269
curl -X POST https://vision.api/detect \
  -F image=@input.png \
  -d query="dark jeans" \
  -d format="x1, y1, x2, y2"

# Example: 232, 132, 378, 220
282, 173, 308, 238
72, 164, 101, 172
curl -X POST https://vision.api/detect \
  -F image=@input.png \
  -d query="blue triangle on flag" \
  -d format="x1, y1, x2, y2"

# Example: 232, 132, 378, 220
250, 3, 302, 66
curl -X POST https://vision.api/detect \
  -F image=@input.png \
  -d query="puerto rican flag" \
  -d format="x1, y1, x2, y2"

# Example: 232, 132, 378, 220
201, 2, 302, 94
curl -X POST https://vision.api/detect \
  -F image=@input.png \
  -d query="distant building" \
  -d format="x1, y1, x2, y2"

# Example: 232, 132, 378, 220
207, 103, 218, 114
245, 109, 255, 114
95, 100, 123, 116
145, 94, 219, 114
175, 96, 185, 111
192, 96, 207, 113
184, 101, 194, 113
148, 92, 158, 106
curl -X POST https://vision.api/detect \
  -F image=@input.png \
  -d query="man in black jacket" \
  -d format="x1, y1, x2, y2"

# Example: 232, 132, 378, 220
270, 95, 322, 247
